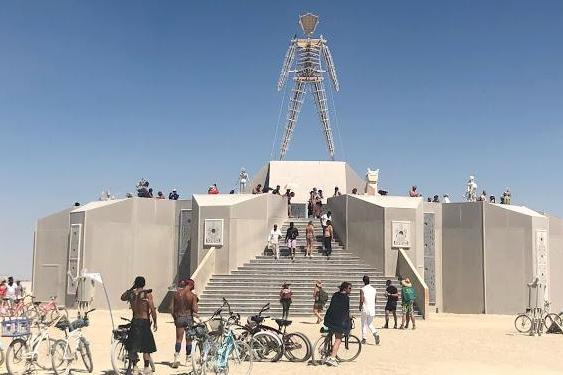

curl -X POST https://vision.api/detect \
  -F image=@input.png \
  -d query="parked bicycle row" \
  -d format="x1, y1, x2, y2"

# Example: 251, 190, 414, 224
1, 307, 94, 375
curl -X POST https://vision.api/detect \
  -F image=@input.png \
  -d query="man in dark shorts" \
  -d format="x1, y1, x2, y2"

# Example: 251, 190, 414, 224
384, 279, 399, 329
323, 282, 352, 367
121, 276, 157, 375
170, 279, 199, 368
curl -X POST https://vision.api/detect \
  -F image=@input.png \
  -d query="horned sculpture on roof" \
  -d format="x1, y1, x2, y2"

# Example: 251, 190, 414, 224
277, 13, 340, 160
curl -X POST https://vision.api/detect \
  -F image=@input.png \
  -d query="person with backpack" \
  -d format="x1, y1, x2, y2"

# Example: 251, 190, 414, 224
313, 281, 328, 324
279, 282, 293, 320
399, 278, 416, 330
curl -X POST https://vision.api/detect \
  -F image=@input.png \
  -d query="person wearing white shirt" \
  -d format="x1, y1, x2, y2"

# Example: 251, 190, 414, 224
5, 277, 17, 302
320, 211, 332, 230
443, 194, 451, 203
268, 224, 283, 260
359, 275, 380, 345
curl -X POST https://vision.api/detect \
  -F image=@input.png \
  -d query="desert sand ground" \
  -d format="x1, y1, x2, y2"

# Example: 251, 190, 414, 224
2, 310, 563, 375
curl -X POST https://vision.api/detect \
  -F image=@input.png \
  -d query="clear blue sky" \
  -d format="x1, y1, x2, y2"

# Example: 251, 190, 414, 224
1, 1, 562, 278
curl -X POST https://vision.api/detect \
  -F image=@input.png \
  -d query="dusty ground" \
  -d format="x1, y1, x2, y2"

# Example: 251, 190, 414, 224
1, 310, 563, 375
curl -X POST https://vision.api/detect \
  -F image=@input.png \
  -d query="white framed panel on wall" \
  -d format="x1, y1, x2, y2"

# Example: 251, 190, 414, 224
204, 219, 224, 246
392, 221, 412, 249
535, 230, 549, 297
67, 224, 82, 294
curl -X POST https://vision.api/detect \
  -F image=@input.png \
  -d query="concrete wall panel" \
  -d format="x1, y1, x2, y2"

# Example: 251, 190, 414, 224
346, 196, 385, 271
32, 207, 73, 303
483, 204, 531, 314
442, 203, 485, 313
548, 214, 563, 311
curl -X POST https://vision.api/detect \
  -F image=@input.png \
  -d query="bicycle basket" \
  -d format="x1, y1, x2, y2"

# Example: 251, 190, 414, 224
2, 317, 31, 337
113, 327, 129, 341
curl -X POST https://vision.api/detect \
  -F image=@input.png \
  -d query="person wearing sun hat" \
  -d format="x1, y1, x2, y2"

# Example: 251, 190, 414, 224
399, 278, 417, 330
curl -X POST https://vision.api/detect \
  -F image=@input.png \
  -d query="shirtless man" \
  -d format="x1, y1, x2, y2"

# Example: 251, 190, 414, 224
121, 276, 157, 375
170, 279, 198, 368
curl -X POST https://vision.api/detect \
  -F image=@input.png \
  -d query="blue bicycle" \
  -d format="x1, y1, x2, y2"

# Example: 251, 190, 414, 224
188, 306, 253, 374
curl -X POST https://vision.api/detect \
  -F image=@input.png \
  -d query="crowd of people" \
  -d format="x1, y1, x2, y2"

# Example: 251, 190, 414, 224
267, 213, 334, 261
276, 275, 416, 367
119, 273, 417, 371
409, 184, 513, 205
120, 276, 199, 374
135, 179, 180, 200
0, 276, 26, 301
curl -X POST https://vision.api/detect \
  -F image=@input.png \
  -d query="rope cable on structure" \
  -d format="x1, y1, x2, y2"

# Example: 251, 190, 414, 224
329, 85, 345, 161
270, 81, 289, 160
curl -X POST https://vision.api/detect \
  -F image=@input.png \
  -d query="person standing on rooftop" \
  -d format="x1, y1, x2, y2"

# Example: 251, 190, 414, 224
252, 184, 262, 194
208, 184, 219, 194
333, 186, 341, 197
169, 189, 179, 200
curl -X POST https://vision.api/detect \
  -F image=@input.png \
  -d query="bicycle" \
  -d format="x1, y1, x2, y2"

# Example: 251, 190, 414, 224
0, 340, 5, 367
110, 317, 155, 375
311, 317, 362, 366
189, 305, 253, 374
514, 301, 562, 333
50, 309, 95, 375
232, 302, 283, 362
28, 296, 69, 326
5, 313, 63, 374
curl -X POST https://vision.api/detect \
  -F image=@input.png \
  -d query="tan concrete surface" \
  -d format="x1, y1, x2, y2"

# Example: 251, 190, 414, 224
2, 310, 561, 375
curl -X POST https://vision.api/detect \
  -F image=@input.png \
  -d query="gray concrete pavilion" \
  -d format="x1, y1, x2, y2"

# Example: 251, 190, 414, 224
32, 161, 563, 315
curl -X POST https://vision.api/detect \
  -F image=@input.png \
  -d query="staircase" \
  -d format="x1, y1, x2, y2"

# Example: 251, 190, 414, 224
198, 218, 422, 317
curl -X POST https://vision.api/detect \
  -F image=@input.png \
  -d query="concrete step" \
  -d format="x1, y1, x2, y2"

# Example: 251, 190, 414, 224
204, 284, 398, 291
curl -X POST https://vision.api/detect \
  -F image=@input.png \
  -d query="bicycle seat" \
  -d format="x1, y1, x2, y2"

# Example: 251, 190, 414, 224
250, 315, 264, 324
274, 319, 292, 327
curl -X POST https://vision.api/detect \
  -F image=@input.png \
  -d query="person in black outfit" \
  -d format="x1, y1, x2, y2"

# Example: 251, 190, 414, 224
323, 282, 352, 367
384, 279, 399, 329
285, 222, 299, 260
169, 189, 179, 200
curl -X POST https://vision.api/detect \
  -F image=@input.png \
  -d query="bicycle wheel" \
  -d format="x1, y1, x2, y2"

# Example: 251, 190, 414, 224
283, 332, 312, 362
227, 341, 253, 375
110, 340, 131, 375
51, 339, 73, 375
78, 337, 93, 372
514, 314, 532, 333
191, 339, 206, 375
250, 331, 283, 362
0, 346, 5, 367
311, 335, 331, 366
336, 334, 361, 362
544, 313, 562, 330
6, 338, 30, 375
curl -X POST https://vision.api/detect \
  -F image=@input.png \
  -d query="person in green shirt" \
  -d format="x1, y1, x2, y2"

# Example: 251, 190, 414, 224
399, 278, 416, 330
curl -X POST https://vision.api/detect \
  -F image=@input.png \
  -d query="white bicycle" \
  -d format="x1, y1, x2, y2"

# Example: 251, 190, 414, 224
51, 309, 94, 375
0, 340, 5, 367
5, 317, 60, 375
